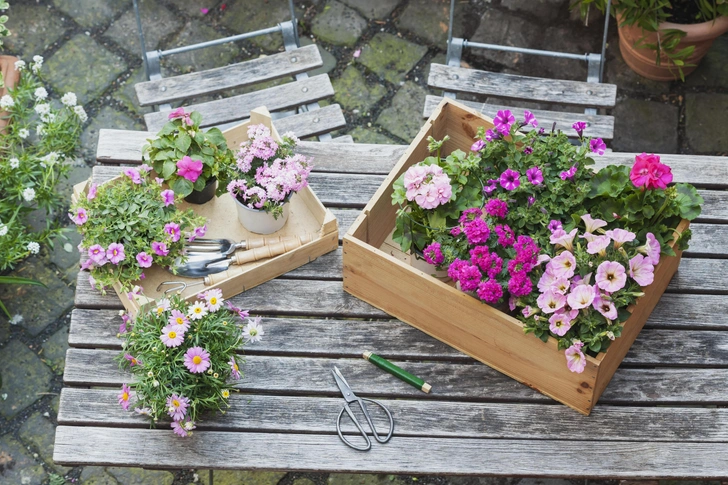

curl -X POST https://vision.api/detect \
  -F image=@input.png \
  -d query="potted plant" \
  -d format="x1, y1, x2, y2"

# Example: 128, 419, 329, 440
573, 0, 728, 81
70, 166, 206, 294
223, 124, 312, 234
116, 293, 264, 437
143, 108, 234, 204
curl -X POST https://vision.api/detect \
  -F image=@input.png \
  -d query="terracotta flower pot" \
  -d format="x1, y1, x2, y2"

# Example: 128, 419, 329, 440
0, 55, 20, 132
617, 13, 728, 81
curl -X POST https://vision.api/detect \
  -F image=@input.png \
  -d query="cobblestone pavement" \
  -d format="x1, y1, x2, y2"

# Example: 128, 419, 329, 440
1, 0, 726, 483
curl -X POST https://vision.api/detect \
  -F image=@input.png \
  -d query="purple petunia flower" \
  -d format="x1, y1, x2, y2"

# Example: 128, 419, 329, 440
70, 208, 88, 225
123, 168, 142, 184
493, 109, 515, 134
484, 129, 498, 142
164, 223, 181, 242
528, 196, 536, 206
548, 220, 563, 233
151, 241, 169, 256
526, 166, 543, 185
161, 189, 175, 207
88, 244, 107, 265
499, 169, 520, 191
482, 179, 498, 195
590, 137, 607, 156
471, 139, 485, 152
559, 165, 577, 181
523, 110, 538, 128
572, 121, 587, 137
136, 251, 153, 268
523, 146, 533, 155
106, 243, 125, 265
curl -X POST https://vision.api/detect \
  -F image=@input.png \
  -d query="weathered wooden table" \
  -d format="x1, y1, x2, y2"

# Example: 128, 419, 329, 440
55, 133, 728, 478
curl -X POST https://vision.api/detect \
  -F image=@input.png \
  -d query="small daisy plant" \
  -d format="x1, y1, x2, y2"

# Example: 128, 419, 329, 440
116, 292, 264, 437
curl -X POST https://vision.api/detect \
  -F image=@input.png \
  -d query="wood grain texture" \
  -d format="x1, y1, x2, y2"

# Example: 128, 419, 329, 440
423, 95, 615, 139
53, 426, 728, 477
144, 75, 337, 131
62, 349, 728, 404
135, 45, 322, 106
58, 388, 728, 442
428, 64, 618, 108
272, 104, 347, 138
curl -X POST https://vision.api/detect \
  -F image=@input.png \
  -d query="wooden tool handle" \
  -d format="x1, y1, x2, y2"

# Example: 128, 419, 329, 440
245, 233, 317, 249
231, 233, 314, 265
203, 263, 248, 286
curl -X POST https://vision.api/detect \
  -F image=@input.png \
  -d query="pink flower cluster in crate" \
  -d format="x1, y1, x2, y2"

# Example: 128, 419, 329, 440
403, 163, 452, 210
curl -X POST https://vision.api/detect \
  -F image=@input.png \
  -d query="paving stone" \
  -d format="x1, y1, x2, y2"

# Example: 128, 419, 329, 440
197, 469, 287, 485
0, 340, 53, 418
41, 324, 69, 375
51, 395, 60, 416
358, 33, 428, 85
79, 466, 118, 485
518, 479, 583, 485
219, 0, 301, 52
103, 0, 182, 56
333, 66, 388, 111
339, 0, 399, 19
349, 127, 397, 144
443, 478, 520, 485
686, 35, 728, 89
376, 81, 427, 141
49, 225, 82, 272
44, 34, 128, 106
311, 0, 368, 47
611, 98, 678, 154
396, 0, 477, 46
292, 479, 317, 485
51, 0, 127, 29
469, 8, 542, 68
328, 474, 408, 485
0, 260, 73, 336
3, 2, 67, 56
175, 0, 221, 17
501, 0, 570, 22
112, 68, 152, 115
685, 93, 728, 154
166, 20, 238, 74
81, 106, 145, 161
300, 37, 338, 76
0, 435, 47, 485
0, 319, 9, 346
58, 157, 92, 199
18, 411, 71, 473
107, 466, 174, 485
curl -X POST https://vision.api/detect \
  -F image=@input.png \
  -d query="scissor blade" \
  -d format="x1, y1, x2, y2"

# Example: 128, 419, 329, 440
332, 366, 356, 401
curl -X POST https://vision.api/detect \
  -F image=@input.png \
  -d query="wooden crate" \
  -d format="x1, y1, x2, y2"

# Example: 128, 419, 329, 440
342, 98, 687, 415
74, 107, 338, 316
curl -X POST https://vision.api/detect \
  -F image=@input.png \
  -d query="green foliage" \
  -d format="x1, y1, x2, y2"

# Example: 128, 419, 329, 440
71, 170, 206, 293
0, 2, 8, 51
1, 61, 85, 270
117, 294, 252, 428
143, 111, 235, 197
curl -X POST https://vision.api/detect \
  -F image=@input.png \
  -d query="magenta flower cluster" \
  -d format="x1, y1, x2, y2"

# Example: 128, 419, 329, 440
402, 163, 453, 210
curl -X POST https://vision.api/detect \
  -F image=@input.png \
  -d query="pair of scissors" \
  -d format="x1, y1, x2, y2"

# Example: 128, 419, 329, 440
332, 366, 394, 451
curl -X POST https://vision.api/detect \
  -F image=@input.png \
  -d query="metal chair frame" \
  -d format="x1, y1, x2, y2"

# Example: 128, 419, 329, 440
444, 0, 612, 116
130, 0, 332, 141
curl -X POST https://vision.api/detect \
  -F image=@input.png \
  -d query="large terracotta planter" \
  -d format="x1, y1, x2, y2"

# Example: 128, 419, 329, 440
0, 55, 20, 131
617, 14, 728, 81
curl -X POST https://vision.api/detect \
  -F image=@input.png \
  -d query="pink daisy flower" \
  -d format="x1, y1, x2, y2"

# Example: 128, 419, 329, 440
229, 356, 241, 380
168, 309, 190, 331
204, 288, 224, 312
118, 383, 132, 410
124, 353, 141, 366
171, 419, 196, 437
166, 394, 190, 421
184, 346, 211, 373
160, 324, 185, 347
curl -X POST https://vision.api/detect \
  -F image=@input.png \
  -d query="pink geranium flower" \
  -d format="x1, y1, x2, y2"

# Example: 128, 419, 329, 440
630, 153, 673, 190
106, 243, 125, 265
160, 324, 185, 347
176, 156, 203, 182
423, 241, 444, 265
161, 189, 175, 207
595, 261, 627, 293
499, 169, 520, 191
151, 241, 169, 256
565, 341, 587, 373
166, 394, 190, 421
136, 251, 153, 268
118, 383, 132, 410
536, 289, 567, 314
566, 284, 596, 309
592, 293, 618, 320
629, 254, 655, 286
184, 346, 211, 373
168, 107, 193, 125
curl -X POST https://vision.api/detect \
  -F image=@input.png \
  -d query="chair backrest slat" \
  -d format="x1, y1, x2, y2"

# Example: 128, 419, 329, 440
274, 104, 346, 139
135, 44, 322, 106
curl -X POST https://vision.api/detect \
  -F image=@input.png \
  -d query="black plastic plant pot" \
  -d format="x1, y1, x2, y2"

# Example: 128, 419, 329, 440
184, 178, 217, 205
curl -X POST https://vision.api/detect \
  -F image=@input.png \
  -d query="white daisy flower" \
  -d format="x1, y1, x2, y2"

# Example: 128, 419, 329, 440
242, 317, 264, 343
73, 105, 88, 122
18, 128, 29, 139
34, 87, 48, 100
0, 94, 14, 110
9, 158, 19, 169
61, 92, 77, 107
14, 60, 26, 71
22, 187, 36, 202
27, 242, 40, 254
188, 301, 208, 320
0, 223, 8, 237
204, 288, 224, 312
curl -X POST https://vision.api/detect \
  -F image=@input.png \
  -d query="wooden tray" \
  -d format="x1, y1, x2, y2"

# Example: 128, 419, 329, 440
74, 108, 338, 316
342, 98, 687, 415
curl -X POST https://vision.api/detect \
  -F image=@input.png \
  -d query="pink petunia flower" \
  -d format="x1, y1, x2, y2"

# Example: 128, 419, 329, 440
136, 251, 153, 268
549, 311, 575, 336
70, 208, 88, 225
123, 168, 142, 184
587, 235, 611, 256
88, 244, 107, 265
151, 241, 169, 256
482, 179, 498, 194
606, 228, 636, 248
637, 232, 661, 265
166, 394, 190, 421
176, 156, 203, 182
629, 254, 655, 286
559, 165, 577, 181
537, 269, 557, 293
536, 289, 567, 314
526, 166, 543, 185
581, 214, 607, 233
471, 139, 485, 152
547, 251, 576, 279
184, 346, 211, 373
168, 309, 190, 331
164, 222, 181, 242
106, 243, 126, 265
565, 340, 587, 373
548, 220, 563, 233
592, 293, 618, 320
161, 189, 175, 207
550, 277, 571, 295
589, 138, 607, 156
118, 383, 132, 410
522, 305, 539, 318
595, 261, 627, 293
87, 183, 98, 200
493, 109, 515, 134
572, 121, 587, 136
168, 107, 193, 125
523, 110, 538, 127
566, 284, 596, 309
160, 324, 185, 347
549, 228, 578, 252
499, 169, 520, 191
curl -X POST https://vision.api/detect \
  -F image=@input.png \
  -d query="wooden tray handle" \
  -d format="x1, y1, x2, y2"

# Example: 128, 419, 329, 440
231, 233, 314, 265
246, 233, 317, 249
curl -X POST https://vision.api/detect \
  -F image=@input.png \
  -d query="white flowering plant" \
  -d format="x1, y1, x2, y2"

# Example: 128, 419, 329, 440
116, 293, 264, 437
0, 56, 86, 270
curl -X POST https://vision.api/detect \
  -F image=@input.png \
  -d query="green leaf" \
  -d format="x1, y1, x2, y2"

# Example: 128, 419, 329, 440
175, 132, 191, 153
674, 183, 703, 220
193, 177, 207, 191
0, 276, 46, 286
162, 160, 177, 179
588, 165, 630, 198
190, 111, 203, 126
171, 177, 194, 197
205, 128, 227, 147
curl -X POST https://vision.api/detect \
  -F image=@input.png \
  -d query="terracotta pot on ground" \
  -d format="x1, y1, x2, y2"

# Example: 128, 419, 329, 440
0, 55, 20, 131
617, 14, 728, 81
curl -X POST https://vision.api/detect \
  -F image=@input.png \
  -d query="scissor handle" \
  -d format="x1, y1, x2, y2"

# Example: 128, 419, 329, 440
336, 398, 394, 451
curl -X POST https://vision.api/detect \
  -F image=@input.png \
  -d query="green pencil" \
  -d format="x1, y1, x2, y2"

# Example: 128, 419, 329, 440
363, 351, 432, 393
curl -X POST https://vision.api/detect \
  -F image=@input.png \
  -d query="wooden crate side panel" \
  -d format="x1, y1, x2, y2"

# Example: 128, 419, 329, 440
592, 219, 690, 402
343, 237, 599, 415
439, 101, 495, 156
